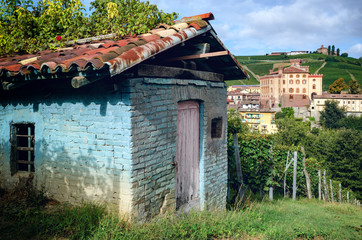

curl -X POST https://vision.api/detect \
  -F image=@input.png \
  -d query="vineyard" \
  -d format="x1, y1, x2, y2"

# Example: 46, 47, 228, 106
226, 110, 362, 207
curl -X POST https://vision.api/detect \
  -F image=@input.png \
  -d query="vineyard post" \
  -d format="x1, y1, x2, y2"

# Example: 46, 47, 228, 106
284, 151, 290, 198
292, 151, 297, 201
323, 171, 330, 202
269, 145, 273, 201
347, 191, 349, 203
338, 183, 341, 203
318, 170, 321, 200
330, 179, 334, 203
233, 133, 244, 199
301, 147, 312, 199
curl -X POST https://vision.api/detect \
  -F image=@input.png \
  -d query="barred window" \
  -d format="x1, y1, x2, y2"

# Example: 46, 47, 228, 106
11, 123, 35, 174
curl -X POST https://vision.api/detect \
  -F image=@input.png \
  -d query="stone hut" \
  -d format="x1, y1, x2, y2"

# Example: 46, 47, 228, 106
0, 13, 248, 219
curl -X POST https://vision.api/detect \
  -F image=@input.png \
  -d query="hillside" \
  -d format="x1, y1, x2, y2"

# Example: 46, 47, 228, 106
231, 54, 362, 91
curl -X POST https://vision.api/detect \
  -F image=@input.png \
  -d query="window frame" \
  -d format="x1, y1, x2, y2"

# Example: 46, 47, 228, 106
10, 123, 35, 174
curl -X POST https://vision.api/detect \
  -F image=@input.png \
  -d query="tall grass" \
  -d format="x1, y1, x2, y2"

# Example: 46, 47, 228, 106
1, 188, 361, 240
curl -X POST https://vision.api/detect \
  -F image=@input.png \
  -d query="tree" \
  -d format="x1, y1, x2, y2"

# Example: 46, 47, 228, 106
275, 117, 310, 146
325, 129, 362, 199
336, 48, 340, 56
328, 78, 347, 94
331, 45, 335, 55
338, 115, 362, 131
0, 0, 178, 55
275, 107, 295, 119
319, 100, 346, 129
227, 109, 248, 135
90, 0, 177, 36
341, 53, 348, 57
348, 79, 361, 94
328, 45, 331, 55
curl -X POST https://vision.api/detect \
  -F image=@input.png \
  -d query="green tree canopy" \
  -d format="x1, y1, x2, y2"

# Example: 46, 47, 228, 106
275, 117, 310, 146
0, 0, 178, 55
348, 79, 361, 94
319, 100, 346, 129
341, 53, 348, 57
328, 78, 348, 94
227, 109, 249, 134
275, 107, 295, 119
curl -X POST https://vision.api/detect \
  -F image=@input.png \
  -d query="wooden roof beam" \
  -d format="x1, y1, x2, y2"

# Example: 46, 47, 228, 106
136, 64, 224, 81
165, 50, 229, 62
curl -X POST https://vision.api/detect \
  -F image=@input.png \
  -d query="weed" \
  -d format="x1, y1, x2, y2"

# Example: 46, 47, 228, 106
0, 193, 361, 240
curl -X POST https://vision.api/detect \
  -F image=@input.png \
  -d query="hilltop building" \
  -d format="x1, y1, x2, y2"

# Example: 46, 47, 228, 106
260, 59, 323, 108
317, 45, 328, 55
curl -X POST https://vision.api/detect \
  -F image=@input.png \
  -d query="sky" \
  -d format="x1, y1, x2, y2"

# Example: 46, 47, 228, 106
84, 0, 362, 58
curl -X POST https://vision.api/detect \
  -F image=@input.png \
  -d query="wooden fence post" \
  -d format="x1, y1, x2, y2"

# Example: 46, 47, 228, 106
284, 151, 290, 198
323, 171, 329, 202
301, 147, 312, 199
269, 145, 273, 201
233, 133, 244, 199
292, 151, 297, 201
330, 179, 334, 203
347, 191, 349, 204
318, 170, 321, 201
338, 183, 341, 203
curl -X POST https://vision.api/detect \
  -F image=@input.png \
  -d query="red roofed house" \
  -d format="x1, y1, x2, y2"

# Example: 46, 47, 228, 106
0, 13, 248, 219
260, 59, 323, 108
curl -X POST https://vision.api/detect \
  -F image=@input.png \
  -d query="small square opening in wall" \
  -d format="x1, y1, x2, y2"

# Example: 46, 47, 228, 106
211, 117, 223, 138
11, 123, 35, 174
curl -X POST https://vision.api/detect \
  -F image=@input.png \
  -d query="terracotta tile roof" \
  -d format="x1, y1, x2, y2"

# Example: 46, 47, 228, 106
280, 94, 311, 107
0, 12, 248, 90
283, 66, 308, 73
313, 94, 362, 100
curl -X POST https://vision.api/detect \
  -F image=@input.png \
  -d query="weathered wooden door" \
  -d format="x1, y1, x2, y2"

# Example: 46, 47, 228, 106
176, 101, 200, 210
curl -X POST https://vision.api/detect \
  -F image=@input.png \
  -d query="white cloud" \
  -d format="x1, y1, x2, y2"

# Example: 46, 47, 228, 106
83, 0, 362, 57
347, 43, 362, 58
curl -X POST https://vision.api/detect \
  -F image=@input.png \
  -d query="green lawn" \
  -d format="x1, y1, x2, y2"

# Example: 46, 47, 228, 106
1, 188, 361, 240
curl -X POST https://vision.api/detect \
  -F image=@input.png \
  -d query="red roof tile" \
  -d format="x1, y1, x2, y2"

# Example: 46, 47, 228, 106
0, 13, 248, 86
283, 66, 308, 73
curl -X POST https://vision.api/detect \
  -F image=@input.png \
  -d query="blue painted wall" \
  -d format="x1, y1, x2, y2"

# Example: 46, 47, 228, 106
0, 80, 134, 211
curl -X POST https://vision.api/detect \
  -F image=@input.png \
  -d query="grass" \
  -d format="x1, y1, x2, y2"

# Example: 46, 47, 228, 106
245, 63, 274, 76
301, 61, 324, 74
1, 188, 361, 240
319, 61, 362, 89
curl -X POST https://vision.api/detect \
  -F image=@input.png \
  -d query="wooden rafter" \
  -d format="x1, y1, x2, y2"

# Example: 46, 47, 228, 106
166, 50, 229, 62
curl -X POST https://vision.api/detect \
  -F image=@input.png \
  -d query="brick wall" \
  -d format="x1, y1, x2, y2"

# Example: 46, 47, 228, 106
0, 82, 134, 213
0, 77, 229, 218
129, 78, 228, 219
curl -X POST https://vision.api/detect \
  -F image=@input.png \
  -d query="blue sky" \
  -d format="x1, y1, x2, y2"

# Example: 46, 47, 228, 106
84, 0, 362, 58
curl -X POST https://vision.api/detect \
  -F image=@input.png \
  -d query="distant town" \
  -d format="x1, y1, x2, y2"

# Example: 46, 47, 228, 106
227, 49, 361, 134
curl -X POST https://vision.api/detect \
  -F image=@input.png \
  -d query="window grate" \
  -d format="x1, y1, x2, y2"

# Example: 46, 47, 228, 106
11, 123, 35, 174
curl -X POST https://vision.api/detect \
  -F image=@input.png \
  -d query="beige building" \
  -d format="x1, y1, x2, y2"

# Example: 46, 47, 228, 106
317, 45, 328, 55
260, 59, 323, 108
311, 94, 362, 121
227, 85, 260, 93
239, 109, 278, 134
227, 90, 260, 108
